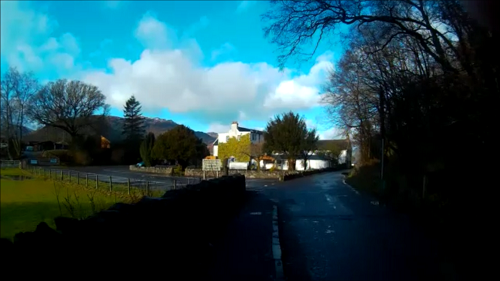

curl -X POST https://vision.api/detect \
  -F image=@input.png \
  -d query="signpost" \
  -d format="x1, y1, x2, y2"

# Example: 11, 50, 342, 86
202, 159, 222, 179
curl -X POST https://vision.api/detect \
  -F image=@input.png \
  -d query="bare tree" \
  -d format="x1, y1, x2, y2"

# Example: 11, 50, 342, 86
262, 0, 469, 73
0, 67, 40, 159
27, 79, 110, 146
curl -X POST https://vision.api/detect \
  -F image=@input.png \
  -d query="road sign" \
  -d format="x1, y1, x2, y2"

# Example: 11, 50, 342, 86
202, 159, 222, 171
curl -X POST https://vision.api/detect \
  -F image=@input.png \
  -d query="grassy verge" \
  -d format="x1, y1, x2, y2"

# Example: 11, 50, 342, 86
0, 168, 162, 240
345, 162, 383, 197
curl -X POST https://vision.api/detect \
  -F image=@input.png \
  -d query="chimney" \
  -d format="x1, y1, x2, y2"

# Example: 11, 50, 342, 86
231, 121, 238, 131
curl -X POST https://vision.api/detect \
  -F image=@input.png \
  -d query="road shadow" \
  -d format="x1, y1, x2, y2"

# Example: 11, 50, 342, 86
277, 202, 313, 281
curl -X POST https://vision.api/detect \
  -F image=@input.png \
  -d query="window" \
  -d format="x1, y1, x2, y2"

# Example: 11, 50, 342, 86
237, 135, 241, 141
251, 133, 255, 141
225, 136, 229, 142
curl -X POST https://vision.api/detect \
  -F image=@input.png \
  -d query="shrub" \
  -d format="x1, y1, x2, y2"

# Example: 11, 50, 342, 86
173, 165, 183, 176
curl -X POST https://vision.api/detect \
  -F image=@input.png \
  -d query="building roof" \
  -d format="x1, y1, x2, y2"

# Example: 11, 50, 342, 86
213, 138, 219, 145
237, 126, 263, 133
316, 139, 350, 151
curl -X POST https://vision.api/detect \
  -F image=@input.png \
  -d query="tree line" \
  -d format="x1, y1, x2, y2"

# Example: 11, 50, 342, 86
262, 0, 499, 225
0, 70, 210, 165
1, 67, 331, 170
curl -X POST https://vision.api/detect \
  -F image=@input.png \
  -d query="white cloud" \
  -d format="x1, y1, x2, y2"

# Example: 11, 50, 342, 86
319, 127, 343, 140
82, 12, 333, 124
207, 123, 231, 133
211, 42, 236, 61
305, 119, 318, 130
134, 12, 173, 50
184, 16, 210, 38
236, 1, 256, 14
1, 5, 334, 127
0, 2, 81, 75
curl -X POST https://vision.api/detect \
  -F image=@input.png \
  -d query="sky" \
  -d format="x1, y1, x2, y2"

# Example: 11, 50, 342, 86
1, 1, 345, 139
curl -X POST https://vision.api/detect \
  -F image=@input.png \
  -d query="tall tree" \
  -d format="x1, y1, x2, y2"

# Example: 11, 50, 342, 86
122, 95, 145, 143
0, 67, 40, 159
27, 79, 109, 146
151, 125, 209, 169
263, 112, 318, 171
140, 132, 155, 167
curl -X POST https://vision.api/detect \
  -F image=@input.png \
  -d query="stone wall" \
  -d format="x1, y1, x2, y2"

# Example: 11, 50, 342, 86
1, 174, 246, 279
184, 168, 285, 179
129, 165, 173, 175
185, 166, 347, 180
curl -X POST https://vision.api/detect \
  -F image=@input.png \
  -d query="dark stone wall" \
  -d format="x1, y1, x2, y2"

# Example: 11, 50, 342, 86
1, 174, 246, 279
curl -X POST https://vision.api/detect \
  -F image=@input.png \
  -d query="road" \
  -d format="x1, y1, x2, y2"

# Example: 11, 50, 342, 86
257, 171, 452, 281
48, 165, 279, 189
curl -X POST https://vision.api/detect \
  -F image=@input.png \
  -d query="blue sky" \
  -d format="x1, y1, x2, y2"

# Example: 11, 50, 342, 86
1, 1, 344, 139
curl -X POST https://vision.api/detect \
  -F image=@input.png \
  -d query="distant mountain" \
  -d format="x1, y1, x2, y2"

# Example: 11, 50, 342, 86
23, 116, 217, 144
207, 132, 218, 139
0, 125, 34, 139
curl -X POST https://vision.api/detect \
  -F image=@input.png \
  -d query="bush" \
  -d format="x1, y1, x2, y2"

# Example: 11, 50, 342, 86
172, 165, 183, 176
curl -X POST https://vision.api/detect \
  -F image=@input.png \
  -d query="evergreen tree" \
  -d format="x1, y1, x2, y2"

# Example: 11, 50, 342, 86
140, 132, 155, 167
263, 111, 318, 171
151, 125, 209, 169
122, 95, 145, 142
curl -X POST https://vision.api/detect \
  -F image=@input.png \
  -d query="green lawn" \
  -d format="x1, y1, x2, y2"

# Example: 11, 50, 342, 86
0, 168, 160, 240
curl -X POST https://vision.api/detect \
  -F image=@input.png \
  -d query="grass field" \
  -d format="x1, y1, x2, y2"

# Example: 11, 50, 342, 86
0, 168, 161, 240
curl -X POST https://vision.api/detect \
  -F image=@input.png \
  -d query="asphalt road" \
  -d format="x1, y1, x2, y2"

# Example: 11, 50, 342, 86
50, 165, 279, 189
258, 171, 452, 281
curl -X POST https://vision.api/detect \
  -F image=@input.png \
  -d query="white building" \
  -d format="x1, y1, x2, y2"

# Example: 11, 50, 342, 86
212, 121, 264, 158
271, 139, 352, 171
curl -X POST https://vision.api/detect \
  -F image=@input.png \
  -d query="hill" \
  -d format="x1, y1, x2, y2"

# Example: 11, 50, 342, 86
0, 125, 34, 139
23, 116, 217, 144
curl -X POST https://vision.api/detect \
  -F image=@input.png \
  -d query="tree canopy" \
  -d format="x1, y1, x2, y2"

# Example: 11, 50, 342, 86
263, 111, 318, 170
27, 79, 109, 141
140, 132, 155, 167
218, 134, 251, 163
151, 125, 209, 169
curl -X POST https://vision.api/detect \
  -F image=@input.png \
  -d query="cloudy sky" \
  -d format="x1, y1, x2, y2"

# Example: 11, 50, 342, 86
1, 1, 344, 139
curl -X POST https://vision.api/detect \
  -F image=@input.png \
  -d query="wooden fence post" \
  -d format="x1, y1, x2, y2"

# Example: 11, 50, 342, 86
69, 172, 72, 182
86, 174, 88, 187
127, 178, 131, 195
173, 179, 177, 190
61, 170, 63, 181
95, 175, 98, 189
77, 172, 80, 185
146, 181, 150, 196
109, 176, 112, 192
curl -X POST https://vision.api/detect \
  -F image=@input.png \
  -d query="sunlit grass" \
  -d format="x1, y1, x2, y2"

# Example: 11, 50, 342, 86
0, 168, 163, 240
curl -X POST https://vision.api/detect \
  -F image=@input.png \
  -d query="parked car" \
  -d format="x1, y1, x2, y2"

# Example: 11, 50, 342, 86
136, 162, 144, 167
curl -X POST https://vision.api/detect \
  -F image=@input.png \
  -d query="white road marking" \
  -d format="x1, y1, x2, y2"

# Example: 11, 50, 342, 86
343, 180, 360, 195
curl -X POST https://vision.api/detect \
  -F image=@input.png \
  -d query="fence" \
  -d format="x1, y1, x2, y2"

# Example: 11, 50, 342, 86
1, 160, 21, 168
26, 166, 202, 197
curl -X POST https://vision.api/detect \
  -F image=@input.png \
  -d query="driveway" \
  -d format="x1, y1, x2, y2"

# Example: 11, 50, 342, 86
260, 171, 450, 281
